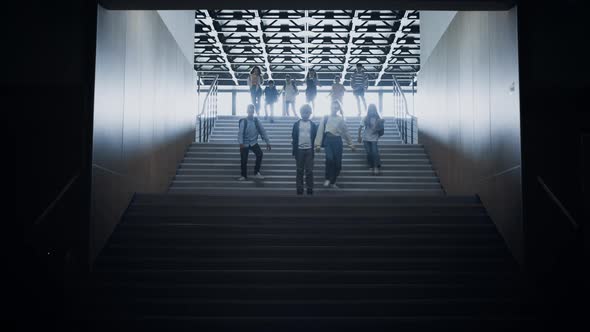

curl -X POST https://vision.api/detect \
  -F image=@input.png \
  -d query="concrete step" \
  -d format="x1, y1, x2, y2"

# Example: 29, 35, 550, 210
167, 187, 445, 195
182, 156, 431, 163
169, 181, 442, 190
184, 152, 428, 159
176, 169, 437, 177
187, 146, 425, 153
131, 193, 479, 205
173, 175, 440, 183
177, 164, 435, 171
101, 243, 511, 259
123, 205, 486, 217
208, 139, 405, 144
190, 142, 424, 148
95, 256, 517, 272
89, 281, 522, 300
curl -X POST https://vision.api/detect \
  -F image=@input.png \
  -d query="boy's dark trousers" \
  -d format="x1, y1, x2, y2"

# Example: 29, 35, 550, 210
296, 148, 314, 194
240, 144, 263, 178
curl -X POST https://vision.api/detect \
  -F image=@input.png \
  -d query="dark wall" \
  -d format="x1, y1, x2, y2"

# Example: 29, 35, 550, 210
416, 9, 523, 263
92, 7, 197, 262
13, 0, 98, 326
517, 1, 588, 328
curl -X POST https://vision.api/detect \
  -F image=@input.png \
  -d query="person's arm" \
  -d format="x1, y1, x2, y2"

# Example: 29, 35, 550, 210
339, 118, 355, 149
238, 120, 245, 147
314, 118, 325, 151
291, 123, 297, 156
258, 120, 271, 149
358, 118, 364, 143
364, 72, 369, 89
247, 75, 252, 87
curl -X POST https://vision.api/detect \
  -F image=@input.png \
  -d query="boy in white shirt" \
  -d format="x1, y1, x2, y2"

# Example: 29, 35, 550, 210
291, 104, 318, 195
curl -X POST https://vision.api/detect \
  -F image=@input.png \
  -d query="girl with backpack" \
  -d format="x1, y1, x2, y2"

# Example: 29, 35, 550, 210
358, 104, 384, 175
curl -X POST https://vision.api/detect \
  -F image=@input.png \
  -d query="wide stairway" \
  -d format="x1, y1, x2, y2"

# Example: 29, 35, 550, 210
87, 194, 536, 330
84, 115, 537, 330
170, 116, 443, 195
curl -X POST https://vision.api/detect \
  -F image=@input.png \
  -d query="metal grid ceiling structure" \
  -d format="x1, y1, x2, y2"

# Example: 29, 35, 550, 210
194, 10, 419, 90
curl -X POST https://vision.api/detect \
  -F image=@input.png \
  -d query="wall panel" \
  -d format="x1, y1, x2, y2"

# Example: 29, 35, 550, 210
417, 8, 522, 263
92, 7, 197, 262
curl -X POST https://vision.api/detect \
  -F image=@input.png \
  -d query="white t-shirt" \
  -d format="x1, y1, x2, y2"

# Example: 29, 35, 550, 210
298, 120, 312, 149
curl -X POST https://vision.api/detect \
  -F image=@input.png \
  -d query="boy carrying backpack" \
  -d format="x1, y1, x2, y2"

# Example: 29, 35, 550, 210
237, 104, 272, 180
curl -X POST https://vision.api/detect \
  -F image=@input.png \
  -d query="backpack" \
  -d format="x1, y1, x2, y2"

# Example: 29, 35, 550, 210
239, 117, 264, 141
376, 119, 385, 137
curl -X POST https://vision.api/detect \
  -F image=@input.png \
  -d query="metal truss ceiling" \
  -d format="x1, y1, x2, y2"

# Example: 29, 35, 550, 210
195, 10, 420, 87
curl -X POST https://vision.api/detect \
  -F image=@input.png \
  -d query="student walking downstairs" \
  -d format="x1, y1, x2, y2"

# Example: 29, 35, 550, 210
291, 104, 318, 195
237, 104, 272, 181
314, 100, 356, 189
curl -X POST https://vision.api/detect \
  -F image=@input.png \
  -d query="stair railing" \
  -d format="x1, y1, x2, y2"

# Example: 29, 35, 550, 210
392, 75, 418, 144
196, 75, 219, 142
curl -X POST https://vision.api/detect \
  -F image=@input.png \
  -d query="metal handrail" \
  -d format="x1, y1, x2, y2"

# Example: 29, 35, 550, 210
392, 74, 418, 144
196, 75, 219, 142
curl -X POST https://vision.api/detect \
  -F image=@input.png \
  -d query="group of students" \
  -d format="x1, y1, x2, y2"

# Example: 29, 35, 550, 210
237, 100, 384, 195
247, 63, 370, 122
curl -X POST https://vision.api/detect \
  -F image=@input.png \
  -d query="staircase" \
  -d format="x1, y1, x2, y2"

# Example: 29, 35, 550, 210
85, 115, 537, 330
170, 116, 443, 195
88, 194, 535, 331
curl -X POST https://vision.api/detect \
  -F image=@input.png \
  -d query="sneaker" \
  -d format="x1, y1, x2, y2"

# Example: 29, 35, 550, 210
237, 176, 247, 181
330, 184, 340, 189
307, 190, 313, 195
296, 191, 304, 196
369, 167, 374, 174
255, 172, 265, 179
323, 180, 330, 187
374, 167, 380, 175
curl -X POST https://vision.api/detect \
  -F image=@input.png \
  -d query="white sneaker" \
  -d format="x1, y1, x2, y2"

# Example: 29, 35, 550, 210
255, 172, 265, 179
323, 180, 330, 187
237, 176, 247, 181
330, 184, 340, 189
369, 167, 374, 174
374, 168, 380, 175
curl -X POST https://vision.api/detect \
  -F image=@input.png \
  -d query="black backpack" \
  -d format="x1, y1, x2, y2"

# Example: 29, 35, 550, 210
239, 117, 264, 141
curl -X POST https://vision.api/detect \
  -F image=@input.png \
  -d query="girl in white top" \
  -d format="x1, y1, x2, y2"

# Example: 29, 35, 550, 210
281, 75, 299, 117
314, 100, 356, 188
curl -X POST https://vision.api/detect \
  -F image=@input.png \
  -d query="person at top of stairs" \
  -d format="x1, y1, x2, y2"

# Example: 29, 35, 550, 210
237, 104, 272, 181
263, 80, 279, 123
247, 66, 263, 115
314, 100, 356, 189
359, 104, 385, 176
291, 104, 318, 196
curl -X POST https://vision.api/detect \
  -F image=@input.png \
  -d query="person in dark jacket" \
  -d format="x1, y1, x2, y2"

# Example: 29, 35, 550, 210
263, 80, 279, 122
291, 104, 318, 195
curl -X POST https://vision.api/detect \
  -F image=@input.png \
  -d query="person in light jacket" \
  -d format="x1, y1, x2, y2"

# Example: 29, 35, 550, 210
314, 100, 356, 189
237, 104, 271, 181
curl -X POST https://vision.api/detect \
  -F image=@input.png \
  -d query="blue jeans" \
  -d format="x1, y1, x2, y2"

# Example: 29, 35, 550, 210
324, 134, 343, 184
250, 86, 262, 113
363, 141, 381, 168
